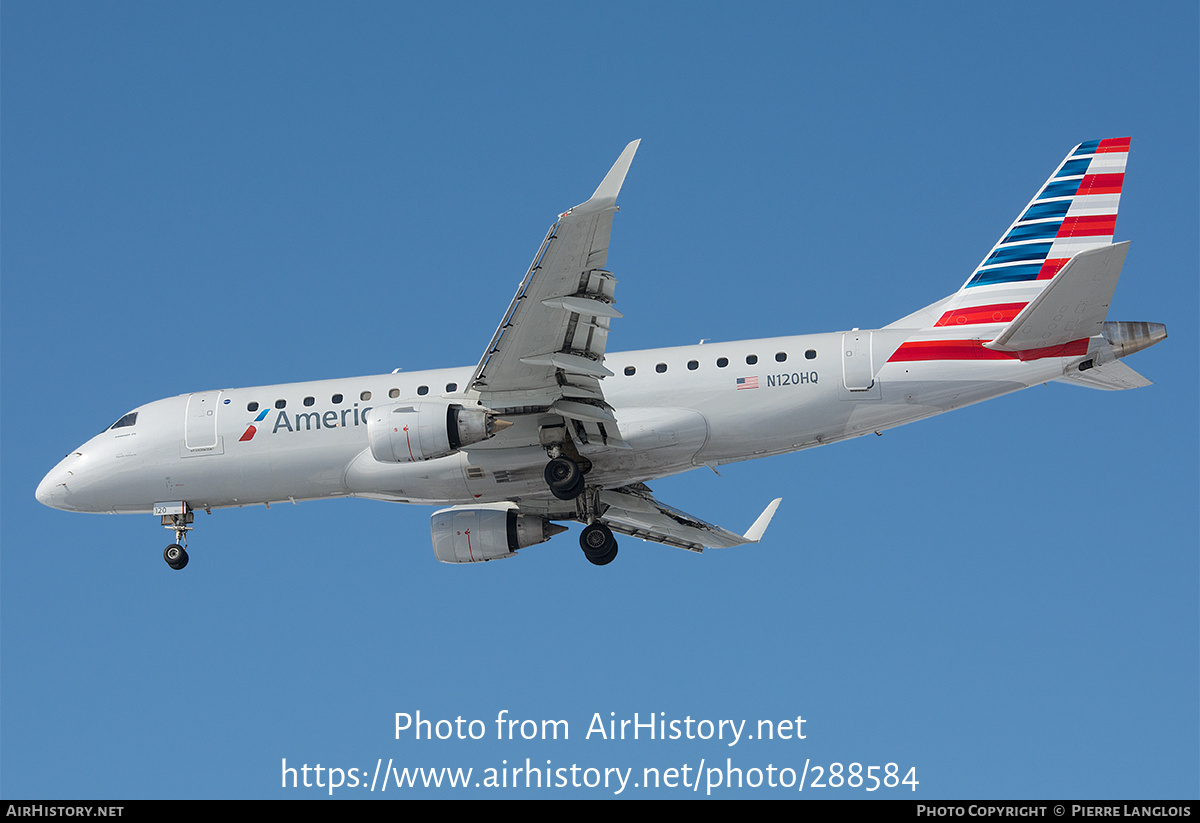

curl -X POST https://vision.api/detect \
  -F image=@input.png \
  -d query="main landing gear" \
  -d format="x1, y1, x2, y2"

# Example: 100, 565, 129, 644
579, 522, 618, 566
571, 484, 617, 565
543, 452, 619, 565
544, 455, 585, 500
161, 511, 193, 570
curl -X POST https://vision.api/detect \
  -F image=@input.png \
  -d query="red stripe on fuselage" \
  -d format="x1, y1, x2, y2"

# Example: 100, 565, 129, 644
888, 340, 1012, 361
1012, 339, 1090, 361
935, 303, 1027, 327
888, 338, 1090, 362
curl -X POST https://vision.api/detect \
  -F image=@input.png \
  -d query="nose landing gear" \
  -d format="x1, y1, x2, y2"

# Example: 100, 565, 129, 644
161, 510, 193, 570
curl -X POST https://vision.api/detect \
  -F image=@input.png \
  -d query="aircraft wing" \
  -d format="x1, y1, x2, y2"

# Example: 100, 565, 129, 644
597, 484, 782, 552
469, 141, 639, 445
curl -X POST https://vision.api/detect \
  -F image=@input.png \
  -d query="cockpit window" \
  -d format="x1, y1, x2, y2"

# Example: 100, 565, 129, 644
110, 412, 138, 430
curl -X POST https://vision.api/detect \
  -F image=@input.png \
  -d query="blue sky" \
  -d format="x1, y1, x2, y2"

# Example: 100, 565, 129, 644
2, 1, 1196, 799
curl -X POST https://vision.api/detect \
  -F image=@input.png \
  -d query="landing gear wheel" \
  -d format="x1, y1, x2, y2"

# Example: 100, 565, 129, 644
580, 522, 612, 554
580, 523, 618, 565
586, 543, 618, 566
163, 543, 189, 570
545, 456, 584, 500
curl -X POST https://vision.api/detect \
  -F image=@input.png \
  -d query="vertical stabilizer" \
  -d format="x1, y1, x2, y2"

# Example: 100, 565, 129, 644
887, 139, 1131, 338
963, 137, 1129, 291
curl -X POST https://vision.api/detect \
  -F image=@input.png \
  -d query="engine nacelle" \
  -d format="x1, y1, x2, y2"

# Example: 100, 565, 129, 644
430, 504, 567, 563
366, 402, 497, 463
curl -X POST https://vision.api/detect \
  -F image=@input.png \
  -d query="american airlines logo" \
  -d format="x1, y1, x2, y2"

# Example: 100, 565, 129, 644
239, 404, 372, 442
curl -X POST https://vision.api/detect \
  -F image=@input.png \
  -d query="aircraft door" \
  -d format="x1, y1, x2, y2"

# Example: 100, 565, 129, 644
842, 332, 875, 391
184, 391, 222, 451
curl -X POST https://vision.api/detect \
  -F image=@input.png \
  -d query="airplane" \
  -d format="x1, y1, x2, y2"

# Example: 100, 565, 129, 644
35, 138, 1166, 570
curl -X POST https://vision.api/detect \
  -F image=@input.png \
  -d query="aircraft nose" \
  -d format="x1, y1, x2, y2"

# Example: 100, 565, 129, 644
36, 469, 62, 508
36, 454, 80, 510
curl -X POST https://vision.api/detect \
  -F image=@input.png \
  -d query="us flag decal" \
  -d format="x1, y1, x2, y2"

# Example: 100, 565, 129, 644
736, 376, 759, 390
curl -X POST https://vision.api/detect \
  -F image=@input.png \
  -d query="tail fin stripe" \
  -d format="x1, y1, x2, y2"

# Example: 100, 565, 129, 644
1021, 200, 1072, 221
1041, 179, 1085, 199
985, 242, 1053, 265
1055, 158, 1093, 177
1036, 258, 1069, 280
968, 262, 1044, 287
1058, 215, 1117, 237
1079, 173, 1124, 195
1096, 137, 1131, 153
1005, 221, 1064, 242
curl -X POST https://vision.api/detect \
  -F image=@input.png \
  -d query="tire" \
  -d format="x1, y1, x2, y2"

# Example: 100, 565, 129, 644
586, 542, 618, 566
164, 544, 189, 570
580, 523, 612, 555
544, 457, 583, 500
580, 523, 617, 565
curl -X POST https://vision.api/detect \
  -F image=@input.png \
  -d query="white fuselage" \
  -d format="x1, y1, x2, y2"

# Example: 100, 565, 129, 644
36, 329, 1063, 517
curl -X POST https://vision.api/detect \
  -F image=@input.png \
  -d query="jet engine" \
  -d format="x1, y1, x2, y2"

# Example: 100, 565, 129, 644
366, 402, 507, 463
430, 504, 568, 563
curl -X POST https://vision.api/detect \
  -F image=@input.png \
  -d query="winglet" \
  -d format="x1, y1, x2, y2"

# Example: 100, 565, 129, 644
580, 139, 640, 210
743, 498, 782, 543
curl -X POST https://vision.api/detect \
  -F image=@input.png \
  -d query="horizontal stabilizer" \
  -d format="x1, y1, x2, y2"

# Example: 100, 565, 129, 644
1057, 359, 1153, 391
986, 242, 1129, 353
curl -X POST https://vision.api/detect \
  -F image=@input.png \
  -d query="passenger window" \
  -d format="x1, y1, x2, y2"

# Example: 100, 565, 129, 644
360, 391, 371, 401
389, 388, 400, 398
275, 399, 286, 409
247, 402, 259, 412
717, 357, 728, 368
656, 363, 667, 373
332, 394, 344, 404
417, 386, 429, 396
446, 383, 457, 392
775, 352, 787, 362
805, 349, 817, 360
624, 366, 636, 376
746, 354, 758, 365
303, 396, 315, 407
687, 360, 698, 370
109, 412, 138, 430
